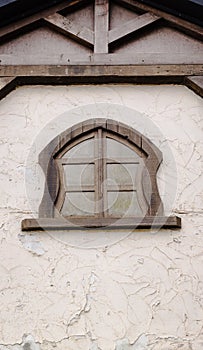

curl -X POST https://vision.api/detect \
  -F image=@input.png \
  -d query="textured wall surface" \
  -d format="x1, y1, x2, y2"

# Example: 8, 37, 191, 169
0, 85, 202, 350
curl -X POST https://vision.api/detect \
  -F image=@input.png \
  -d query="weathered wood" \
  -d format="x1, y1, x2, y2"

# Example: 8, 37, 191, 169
0, 76, 187, 102
94, 0, 109, 53
0, 77, 15, 89
0, 0, 82, 42
96, 128, 104, 216
116, 0, 203, 41
0, 65, 202, 77
37, 119, 164, 219
59, 157, 95, 164
44, 13, 94, 48
185, 76, 203, 98
1, 75, 203, 102
1, 52, 203, 65
64, 185, 95, 192
0, 77, 16, 100
21, 216, 181, 230
109, 12, 160, 44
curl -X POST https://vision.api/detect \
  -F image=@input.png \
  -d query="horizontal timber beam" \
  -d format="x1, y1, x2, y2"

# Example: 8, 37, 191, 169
21, 216, 181, 230
0, 74, 203, 100
0, 65, 202, 77
1, 53, 203, 65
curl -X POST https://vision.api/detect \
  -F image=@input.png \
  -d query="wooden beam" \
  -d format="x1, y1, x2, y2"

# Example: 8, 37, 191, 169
0, 0, 82, 42
116, 0, 203, 41
44, 13, 94, 48
0, 65, 202, 77
109, 12, 160, 44
1, 53, 203, 65
21, 216, 181, 230
0, 77, 16, 100
94, 0, 109, 53
185, 76, 203, 98
0, 77, 185, 102
0, 77, 15, 89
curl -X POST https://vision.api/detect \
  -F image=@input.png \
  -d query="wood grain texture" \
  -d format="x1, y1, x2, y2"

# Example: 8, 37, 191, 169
1, 53, 203, 65
0, 77, 17, 100
0, 0, 80, 42
94, 0, 109, 53
0, 65, 202, 77
36, 119, 164, 219
109, 12, 160, 44
21, 216, 181, 230
1, 75, 203, 101
116, 0, 203, 41
44, 13, 94, 48
185, 76, 203, 98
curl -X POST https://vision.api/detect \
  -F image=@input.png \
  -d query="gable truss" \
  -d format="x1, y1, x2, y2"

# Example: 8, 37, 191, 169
44, 13, 94, 48
0, 0, 202, 53
0, 0, 202, 100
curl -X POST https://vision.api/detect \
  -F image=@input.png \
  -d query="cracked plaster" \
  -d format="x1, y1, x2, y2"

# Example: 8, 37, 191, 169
0, 85, 203, 349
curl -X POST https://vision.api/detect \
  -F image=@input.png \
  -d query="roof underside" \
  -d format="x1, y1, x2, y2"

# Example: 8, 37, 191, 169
0, 0, 203, 28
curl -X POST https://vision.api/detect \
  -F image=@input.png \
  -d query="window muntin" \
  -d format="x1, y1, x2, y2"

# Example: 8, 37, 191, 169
54, 128, 147, 219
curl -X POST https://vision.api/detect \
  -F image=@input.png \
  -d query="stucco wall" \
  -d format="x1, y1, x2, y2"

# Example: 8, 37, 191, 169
0, 85, 202, 350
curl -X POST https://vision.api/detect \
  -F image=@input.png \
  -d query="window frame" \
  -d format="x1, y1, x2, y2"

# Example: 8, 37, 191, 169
54, 129, 148, 219
22, 119, 181, 230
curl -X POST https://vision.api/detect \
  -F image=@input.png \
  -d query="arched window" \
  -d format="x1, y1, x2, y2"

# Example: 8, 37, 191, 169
22, 119, 181, 230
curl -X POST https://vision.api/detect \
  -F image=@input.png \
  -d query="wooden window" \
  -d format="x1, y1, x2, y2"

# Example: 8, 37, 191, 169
55, 130, 147, 219
22, 119, 181, 230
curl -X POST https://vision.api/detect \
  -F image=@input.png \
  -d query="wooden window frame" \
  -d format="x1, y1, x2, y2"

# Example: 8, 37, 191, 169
22, 118, 181, 230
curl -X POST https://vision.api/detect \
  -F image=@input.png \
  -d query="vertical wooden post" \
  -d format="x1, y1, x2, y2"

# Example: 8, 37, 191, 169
94, 0, 109, 53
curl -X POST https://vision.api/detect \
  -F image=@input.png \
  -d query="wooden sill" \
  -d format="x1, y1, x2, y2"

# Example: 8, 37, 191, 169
21, 216, 181, 231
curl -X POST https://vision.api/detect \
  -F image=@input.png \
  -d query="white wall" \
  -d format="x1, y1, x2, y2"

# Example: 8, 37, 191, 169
0, 85, 202, 350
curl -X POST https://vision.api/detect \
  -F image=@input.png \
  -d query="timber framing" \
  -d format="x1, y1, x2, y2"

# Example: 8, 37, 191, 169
0, 0, 202, 231
115, 0, 203, 41
0, 0, 201, 232
44, 13, 94, 48
21, 117, 182, 230
108, 12, 160, 44
22, 216, 182, 231
0, 73, 203, 100
0, 0, 202, 48
0, 65, 203, 77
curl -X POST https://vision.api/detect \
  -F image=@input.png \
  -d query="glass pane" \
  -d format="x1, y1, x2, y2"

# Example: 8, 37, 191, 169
61, 192, 95, 216
62, 138, 94, 158
107, 191, 143, 216
107, 138, 140, 161
107, 164, 138, 187
63, 164, 94, 187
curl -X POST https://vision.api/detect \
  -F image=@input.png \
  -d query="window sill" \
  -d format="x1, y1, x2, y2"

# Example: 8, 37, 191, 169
21, 216, 181, 231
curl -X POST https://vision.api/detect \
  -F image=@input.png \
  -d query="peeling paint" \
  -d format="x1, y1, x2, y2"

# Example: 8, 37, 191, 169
115, 335, 148, 350
0, 335, 40, 350
18, 234, 45, 256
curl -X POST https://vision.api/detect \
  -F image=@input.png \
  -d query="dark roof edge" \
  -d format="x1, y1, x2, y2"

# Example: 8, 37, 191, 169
0, 0, 69, 28
0, 0, 202, 28
140, 0, 203, 27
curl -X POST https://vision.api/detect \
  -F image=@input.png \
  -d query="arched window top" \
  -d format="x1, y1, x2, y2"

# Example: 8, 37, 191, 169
40, 118, 162, 161
22, 119, 181, 230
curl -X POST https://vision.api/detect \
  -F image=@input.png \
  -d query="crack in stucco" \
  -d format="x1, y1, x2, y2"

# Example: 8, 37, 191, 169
66, 272, 98, 330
